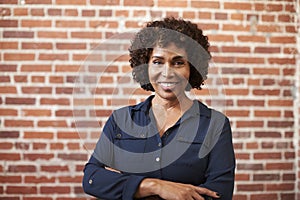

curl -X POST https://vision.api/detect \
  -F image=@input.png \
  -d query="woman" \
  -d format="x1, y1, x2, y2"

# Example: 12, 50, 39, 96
82, 17, 235, 200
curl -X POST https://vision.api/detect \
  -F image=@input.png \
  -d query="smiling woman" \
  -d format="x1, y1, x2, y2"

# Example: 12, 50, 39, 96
82, 17, 235, 200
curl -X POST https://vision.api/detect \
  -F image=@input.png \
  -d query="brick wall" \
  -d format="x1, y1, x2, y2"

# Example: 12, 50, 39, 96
0, 0, 299, 199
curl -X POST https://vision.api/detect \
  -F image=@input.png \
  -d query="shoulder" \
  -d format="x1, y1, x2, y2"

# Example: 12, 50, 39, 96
196, 100, 229, 124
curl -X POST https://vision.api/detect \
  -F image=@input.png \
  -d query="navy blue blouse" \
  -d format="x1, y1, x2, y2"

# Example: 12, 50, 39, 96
82, 95, 235, 200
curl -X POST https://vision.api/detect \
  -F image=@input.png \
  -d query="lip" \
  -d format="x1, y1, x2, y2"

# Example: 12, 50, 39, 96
157, 81, 179, 90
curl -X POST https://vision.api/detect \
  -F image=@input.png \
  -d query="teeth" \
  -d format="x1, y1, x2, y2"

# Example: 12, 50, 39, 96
160, 82, 176, 87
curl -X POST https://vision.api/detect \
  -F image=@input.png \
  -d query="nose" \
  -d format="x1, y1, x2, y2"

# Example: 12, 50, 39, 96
161, 63, 173, 77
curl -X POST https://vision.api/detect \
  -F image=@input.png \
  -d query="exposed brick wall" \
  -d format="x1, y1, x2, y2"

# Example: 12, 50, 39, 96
0, 0, 299, 199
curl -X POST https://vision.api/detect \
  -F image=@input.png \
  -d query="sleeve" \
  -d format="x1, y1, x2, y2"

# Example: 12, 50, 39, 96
82, 114, 146, 200
200, 116, 236, 200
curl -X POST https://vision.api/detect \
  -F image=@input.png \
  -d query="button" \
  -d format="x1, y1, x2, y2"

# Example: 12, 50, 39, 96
155, 157, 160, 162
88, 179, 93, 184
158, 143, 162, 147
178, 136, 184, 141
140, 134, 145, 138
116, 133, 122, 138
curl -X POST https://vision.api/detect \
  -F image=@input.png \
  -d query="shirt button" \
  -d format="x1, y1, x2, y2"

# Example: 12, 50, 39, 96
140, 134, 145, 138
155, 157, 160, 162
89, 179, 93, 184
158, 143, 162, 147
116, 133, 122, 138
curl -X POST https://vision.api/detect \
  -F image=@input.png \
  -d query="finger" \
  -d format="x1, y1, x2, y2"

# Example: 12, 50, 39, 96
194, 187, 220, 198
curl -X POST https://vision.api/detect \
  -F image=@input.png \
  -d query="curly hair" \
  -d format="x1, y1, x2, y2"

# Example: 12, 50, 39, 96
129, 17, 211, 91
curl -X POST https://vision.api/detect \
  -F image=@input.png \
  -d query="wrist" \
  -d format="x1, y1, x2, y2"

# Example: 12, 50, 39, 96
135, 178, 159, 198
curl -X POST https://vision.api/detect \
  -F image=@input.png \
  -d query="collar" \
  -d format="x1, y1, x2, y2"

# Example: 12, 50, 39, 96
131, 95, 211, 118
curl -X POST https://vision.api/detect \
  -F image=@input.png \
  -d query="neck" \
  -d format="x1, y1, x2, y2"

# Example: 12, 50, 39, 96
152, 94, 192, 112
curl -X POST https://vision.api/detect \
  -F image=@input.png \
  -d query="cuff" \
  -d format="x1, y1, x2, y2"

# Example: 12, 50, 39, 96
122, 175, 146, 200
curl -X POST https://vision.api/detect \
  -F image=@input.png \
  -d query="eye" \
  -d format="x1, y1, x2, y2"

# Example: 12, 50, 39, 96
173, 60, 186, 67
152, 59, 164, 65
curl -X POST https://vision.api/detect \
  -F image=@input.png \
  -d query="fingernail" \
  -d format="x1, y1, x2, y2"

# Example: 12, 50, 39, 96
216, 193, 221, 197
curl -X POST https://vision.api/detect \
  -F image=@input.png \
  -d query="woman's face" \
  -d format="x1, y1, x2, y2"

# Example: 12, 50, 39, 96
148, 43, 190, 101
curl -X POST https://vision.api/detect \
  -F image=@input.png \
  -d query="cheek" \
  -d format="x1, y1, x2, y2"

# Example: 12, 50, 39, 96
148, 66, 160, 80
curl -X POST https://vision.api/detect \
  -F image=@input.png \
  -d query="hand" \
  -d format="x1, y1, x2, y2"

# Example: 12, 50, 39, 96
135, 178, 220, 200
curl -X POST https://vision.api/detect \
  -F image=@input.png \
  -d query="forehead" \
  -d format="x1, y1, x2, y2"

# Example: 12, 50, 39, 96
152, 43, 188, 58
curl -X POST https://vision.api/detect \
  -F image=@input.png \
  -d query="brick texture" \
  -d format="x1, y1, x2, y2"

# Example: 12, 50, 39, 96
0, 0, 299, 199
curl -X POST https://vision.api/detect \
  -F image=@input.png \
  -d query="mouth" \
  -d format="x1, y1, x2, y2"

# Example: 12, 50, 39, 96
157, 82, 179, 90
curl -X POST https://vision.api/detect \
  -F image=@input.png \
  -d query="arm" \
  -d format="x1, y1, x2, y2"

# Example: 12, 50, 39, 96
83, 155, 146, 199
134, 178, 220, 200
82, 114, 146, 200
200, 117, 236, 200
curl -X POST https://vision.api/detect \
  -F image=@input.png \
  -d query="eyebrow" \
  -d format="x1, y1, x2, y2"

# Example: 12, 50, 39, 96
151, 55, 186, 60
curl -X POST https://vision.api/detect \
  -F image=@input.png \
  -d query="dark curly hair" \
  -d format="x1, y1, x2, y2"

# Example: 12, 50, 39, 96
129, 17, 211, 91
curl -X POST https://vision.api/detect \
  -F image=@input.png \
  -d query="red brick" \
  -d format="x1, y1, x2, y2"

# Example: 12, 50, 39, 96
253, 89, 280, 96
254, 152, 282, 159
22, 42, 53, 49
237, 184, 264, 191
191, 1, 219, 8
266, 183, 294, 191
0, 86, 17, 93
0, 175, 21, 183
0, 20, 17, 27
41, 186, 71, 194
3, 31, 34, 38
64, 9, 78, 16
0, 131, 19, 138
7, 186, 37, 194
4, 53, 35, 61
255, 131, 281, 138
0, 142, 14, 149
38, 120, 68, 127
158, 0, 187, 7
38, 31, 67, 38
0, 108, 18, 116
82, 9, 95, 17
31, 76, 45, 82
22, 109, 51, 116
21, 20, 52, 28
50, 143, 64, 150
254, 47, 280, 54
0, 8, 11, 16
24, 153, 54, 161
0, 153, 20, 160
21, 64, 52, 72
55, 20, 85, 28
56, 0, 86, 4
71, 31, 102, 39
58, 176, 82, 183
250, 194, 278, 200
48, 8, 62, 16
55, 110, 74, 117
123, 0, 153, 6
254, 110, 281, 117
236, 121, 264, 128
24, 176, 55, 183
39, 53, 69, 61
8, 165, 36, 172
41, 165, 69, 172
58, 153, 87, 161
25, 0, 52, 4
24, 132, 53, 139
5, 120, 34, 127
22, 87, 52, 94
268, 58, 295, 65
56, 43, 86, 50
14, 8, 28, 15
40, 98, 70, 105
224, 2, 252, 10
30, 8, 44, 16
91, 0, 120, 5
237, 35, 266, 43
